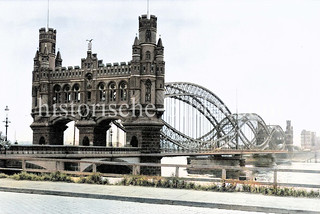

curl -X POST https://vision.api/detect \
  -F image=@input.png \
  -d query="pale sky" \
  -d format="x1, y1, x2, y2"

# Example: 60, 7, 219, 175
0, 0, 319, 145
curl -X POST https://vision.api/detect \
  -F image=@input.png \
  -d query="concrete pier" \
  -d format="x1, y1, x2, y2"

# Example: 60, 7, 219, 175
187, 155, 246, 179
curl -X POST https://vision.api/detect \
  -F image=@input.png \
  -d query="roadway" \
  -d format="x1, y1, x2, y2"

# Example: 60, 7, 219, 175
0, 191, 257, 214
0, 179, 319, 213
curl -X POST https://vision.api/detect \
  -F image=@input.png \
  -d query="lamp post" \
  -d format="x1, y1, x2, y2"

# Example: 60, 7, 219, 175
3, 106, 10, 141
2, 106, 11, 155
109, 129, 113, 147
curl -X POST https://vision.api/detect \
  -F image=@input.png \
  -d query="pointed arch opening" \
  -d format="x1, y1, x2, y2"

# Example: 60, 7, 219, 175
109, 82, 117, 102
63, 121, 79, 146
33, 86, 38, 107
63, 84, 71, 103
146, 51, 151, 60
72, 84, 81, 103
130, 136, 138, 147
146, 29, 151, 42
105, 120, 126, 147
119, 81, 128, 101
53, 85, 61, 104
145, 79, 152, 102
82, 136, 90, 146
39, 136, 46, 145
98, 82, 106, 102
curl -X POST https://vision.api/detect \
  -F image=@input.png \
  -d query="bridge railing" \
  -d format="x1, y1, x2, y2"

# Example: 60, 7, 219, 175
1, 145, 141, 155
0, 145, 288, 158
0, 156, 319, 189
161, 148, 288, 154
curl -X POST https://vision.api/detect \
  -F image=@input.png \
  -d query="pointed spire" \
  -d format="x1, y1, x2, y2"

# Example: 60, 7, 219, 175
56, 50, 61, 60
33, 50, 40, 68
34, 50, 39, 60
133, 36, 140, 46
55, 50, 62, 67
157, 37, 163, 47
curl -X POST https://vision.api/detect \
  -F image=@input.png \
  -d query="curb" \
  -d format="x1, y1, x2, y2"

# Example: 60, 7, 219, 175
0, 187, 317, 214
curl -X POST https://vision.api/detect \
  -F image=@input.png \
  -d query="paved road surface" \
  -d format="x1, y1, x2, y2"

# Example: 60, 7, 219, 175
0, 191, 260, 214
0, 179, 319, 213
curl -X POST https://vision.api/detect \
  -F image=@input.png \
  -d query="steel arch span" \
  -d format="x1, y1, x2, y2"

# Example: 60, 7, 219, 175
161, 82, 287, 152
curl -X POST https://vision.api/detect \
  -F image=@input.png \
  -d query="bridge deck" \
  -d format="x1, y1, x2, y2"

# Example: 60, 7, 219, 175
1, 145, 287, 158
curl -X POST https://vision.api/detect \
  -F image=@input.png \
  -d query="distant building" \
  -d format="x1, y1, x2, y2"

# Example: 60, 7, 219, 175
285, 120, 293, 151
301, 130, 317, 150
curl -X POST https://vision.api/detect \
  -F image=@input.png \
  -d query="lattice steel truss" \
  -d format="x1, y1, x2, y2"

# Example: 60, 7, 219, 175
161, 82, 287, 152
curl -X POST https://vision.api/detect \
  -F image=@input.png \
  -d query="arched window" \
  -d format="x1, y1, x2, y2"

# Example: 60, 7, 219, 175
146, 51, 151, 60
63, 84, 71, 103
98, 83, 106, 102
130, 136, 138, 147
119, 82, 127, 101
82, 136, 89, 146
145, 80, 152, 102
39, 136, 45, 145
146, 29, 151, 42
35, 88, 38, 106
33, 86, 38, 107
109, 82, 117, 102
53, 85, 61, 104
72, 84, 80, 103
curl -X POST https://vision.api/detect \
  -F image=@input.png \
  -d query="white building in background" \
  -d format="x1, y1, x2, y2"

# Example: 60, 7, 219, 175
300, 130, 317, 150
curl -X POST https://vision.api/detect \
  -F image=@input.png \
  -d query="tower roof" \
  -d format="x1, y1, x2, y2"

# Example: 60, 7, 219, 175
34, 50, 39, 59
56, 51, 62, 60
157, 38, 163, 47
133, 36, 140, 46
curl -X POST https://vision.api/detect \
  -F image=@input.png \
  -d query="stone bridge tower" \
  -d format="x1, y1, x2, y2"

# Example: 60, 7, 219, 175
31, 14, 165, 174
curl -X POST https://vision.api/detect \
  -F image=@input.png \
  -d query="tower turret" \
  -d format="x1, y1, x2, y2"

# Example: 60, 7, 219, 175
31, 28, 58, 112
136, 14, 159, 76
139, 15, 157, 44
55, 50, 62, 68
33, 50, 40, 69
156, 37, 164, 62
41, 45, 50, 68
38, 27, 57, 69
132, 36, 141, 62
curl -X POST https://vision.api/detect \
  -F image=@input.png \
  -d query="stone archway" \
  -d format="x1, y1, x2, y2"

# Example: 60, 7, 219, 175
50, 118, 74, 145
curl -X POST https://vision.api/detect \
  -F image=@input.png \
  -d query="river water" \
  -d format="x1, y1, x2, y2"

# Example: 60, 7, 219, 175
161, 157, 320, 186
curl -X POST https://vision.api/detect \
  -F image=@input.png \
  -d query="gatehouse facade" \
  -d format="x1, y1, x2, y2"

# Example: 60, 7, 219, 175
30, 14, 165, 159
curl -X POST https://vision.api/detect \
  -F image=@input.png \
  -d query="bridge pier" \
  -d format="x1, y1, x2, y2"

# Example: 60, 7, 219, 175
93, 125, 109, 147
251, 154, 275, 167
31, 125, 66, 145
124, 122, 163, 175
76, 121, 111, 147
77, 121, 96, 146
32, 120, 111, 146
76, 121, 95, 146
187, 155, 246, 179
